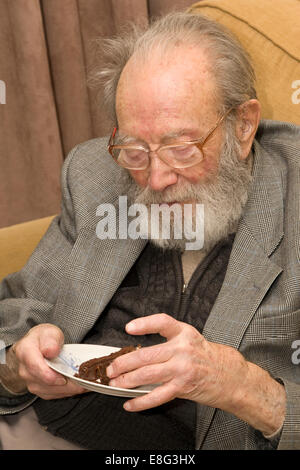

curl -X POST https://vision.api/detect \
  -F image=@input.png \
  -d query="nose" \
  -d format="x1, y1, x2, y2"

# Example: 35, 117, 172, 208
147, 151, 178, 192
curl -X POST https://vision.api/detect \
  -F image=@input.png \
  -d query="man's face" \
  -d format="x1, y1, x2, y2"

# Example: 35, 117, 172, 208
115, 45, 252, 251
115, 45, 223, 197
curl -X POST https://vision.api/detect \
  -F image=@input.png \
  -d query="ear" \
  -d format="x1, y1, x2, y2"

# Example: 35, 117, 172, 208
235, 99, 261, 160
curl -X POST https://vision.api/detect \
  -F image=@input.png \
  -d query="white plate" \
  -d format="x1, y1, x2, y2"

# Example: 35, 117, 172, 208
45, 344, 157, 398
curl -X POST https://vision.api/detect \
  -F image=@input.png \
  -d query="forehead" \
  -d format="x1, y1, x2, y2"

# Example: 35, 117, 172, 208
116, 45, 219, 138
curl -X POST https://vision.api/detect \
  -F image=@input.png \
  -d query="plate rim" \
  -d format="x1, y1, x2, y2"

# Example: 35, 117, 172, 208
45, 343, 155, 396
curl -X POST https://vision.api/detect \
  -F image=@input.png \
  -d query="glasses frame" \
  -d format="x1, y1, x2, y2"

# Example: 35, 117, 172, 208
108, 107, 234, 170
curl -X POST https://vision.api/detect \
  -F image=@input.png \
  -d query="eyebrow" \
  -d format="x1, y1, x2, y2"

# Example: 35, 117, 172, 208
117, 128, 200, 145
116, 133, 145, 145
160, 129, 200, 143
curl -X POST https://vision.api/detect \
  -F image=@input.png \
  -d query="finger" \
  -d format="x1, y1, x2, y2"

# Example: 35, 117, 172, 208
107, 343, 171, 379
15, 325, 66, 386
38, 325, 65, 359
109, 362, 172, 389
16, 342, 66, 386
27, 378, 87, 400
18, 359, 67, 387
126, 313, 183, 341
123, 382, 178, 412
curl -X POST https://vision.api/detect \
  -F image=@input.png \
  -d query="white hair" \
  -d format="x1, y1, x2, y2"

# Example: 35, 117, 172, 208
89, 11, 257, 122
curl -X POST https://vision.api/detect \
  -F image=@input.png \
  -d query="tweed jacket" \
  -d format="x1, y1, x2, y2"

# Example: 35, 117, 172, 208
0, 120, 300, 450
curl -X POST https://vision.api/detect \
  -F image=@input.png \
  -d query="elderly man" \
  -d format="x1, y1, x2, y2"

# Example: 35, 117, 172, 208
0, 12, 299, 450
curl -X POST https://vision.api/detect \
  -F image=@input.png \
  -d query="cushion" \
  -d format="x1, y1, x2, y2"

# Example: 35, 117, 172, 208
188, 0, 300, 125
0, 215, 55, 280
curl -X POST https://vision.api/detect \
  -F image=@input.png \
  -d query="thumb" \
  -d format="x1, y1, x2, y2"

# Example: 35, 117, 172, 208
38, 324, 65, 359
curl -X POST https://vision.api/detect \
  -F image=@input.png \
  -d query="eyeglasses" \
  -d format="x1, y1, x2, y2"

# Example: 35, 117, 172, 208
108, 107, 233, 170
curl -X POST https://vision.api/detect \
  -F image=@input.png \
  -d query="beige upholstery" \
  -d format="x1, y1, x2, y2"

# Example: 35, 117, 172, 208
189, 0, 300, 125
0, 216, 55, 280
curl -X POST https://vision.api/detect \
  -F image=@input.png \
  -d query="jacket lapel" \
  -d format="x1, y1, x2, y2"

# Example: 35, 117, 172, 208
196, 140, 284, 448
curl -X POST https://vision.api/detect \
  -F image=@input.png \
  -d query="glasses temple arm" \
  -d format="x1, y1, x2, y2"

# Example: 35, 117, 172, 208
201, 107, 234, 147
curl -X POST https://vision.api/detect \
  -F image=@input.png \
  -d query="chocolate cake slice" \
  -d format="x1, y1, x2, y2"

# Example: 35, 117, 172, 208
75, 345, 140, 385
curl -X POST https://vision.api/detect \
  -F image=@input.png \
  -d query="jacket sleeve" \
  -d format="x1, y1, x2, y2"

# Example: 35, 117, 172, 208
0, 144, 80, 413
276, 377, 300, 449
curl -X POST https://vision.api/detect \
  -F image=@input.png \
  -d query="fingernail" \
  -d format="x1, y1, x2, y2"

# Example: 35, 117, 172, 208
55, 377, 67, 386
123, 401, 132, 411
106, 365, 113, 377
126, 321, 136, 333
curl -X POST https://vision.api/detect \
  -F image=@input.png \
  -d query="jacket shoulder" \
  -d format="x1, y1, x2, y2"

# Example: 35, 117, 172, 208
64, 136, 122, 178
60, 137, 127, 229
255, 120, 300, 166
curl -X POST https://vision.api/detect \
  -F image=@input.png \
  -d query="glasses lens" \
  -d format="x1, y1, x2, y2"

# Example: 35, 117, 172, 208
160, 144, 203, 168
117, 148, 149, 169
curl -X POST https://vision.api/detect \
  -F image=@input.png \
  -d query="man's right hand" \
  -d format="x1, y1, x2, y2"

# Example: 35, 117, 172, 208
8, 324, 86, 399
